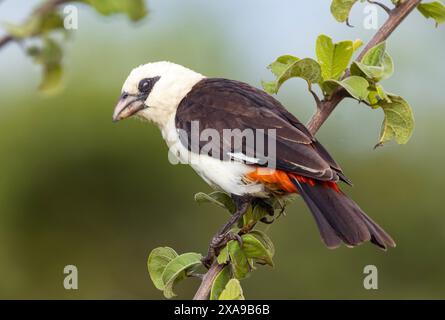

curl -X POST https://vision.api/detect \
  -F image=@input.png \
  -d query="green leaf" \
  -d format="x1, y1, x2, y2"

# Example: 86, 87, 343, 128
242, 203, 269, 226
268, 55, 300, 77
27, 38, 64, 93
330, 0, 358, 22
261, 81, 278, 94
4, 11, 64, 38
219, 279, 245, 300
264, 58, 321, 94
350, 42, 394, 82
147, 247, 178, 291
316, 34, 354, 81
320, 80, 340, 96
27, 38, 62, 66
417, 1, 445, 26
252, 204, 270, 222
161, 252, 202, 299
249, 230, 275, 256
39, 11, 65, 34
227, 240, 250, 280
4, 19, 39, 39
217, 245, 229, 265
39, 63, 63, 94
263, 197, 285, 211
353, 39, 364, 52
241, 233, 274, 266
368, 91, 379, 105
376, 85, 391, 102
362, 42, 386, 66
351, 62, 384, 81
210, 266, 231, 300
241, 205, 254, 227
376, 95, 414, 147
324, 76, 370, 101
194, 191, 235, 213
380, 52, 394, 80
368, 84, 391, 106
83, 0, 148, 21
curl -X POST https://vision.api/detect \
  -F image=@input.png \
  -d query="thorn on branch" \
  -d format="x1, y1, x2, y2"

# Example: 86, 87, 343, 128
374, 141, 384, 149
308, 84, 323, 110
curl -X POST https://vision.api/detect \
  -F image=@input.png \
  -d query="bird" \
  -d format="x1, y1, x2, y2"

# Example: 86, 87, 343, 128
113, 61, 395, 265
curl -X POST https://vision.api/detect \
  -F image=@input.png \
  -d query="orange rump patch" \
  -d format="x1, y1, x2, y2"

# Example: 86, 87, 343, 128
245, 168, 340, 193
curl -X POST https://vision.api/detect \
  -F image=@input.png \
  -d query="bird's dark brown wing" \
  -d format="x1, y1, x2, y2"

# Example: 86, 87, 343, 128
175, 78, 348, 182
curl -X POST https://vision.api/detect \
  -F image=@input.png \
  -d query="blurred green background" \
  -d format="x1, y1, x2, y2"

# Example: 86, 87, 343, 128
0, 0, 444, 299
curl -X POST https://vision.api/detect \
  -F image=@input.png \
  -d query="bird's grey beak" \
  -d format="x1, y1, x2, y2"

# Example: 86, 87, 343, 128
112, 92, 148, 122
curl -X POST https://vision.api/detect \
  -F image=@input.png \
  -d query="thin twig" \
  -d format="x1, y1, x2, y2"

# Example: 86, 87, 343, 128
367, 0, 393, 15
194, 0, 423, 301
0, 35, 13, 49
0, 0, 71, 50
306, 0, 422, 135
34, 0, 71, 16
308, 83, 322, 110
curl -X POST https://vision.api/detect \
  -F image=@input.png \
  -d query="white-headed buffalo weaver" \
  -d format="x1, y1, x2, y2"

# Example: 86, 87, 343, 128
113, 61, 395, 265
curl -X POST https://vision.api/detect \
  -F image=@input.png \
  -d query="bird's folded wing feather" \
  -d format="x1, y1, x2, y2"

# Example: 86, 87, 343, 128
175, 78, 347, 182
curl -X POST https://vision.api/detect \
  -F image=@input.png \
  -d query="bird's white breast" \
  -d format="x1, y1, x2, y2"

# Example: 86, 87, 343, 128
160, 115, 266, 197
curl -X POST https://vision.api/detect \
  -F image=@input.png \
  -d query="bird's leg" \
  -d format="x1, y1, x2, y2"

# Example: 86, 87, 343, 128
201, 195, 251, 268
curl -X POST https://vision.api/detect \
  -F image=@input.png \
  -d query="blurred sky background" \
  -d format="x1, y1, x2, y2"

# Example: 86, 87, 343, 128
0, 0, 444, 299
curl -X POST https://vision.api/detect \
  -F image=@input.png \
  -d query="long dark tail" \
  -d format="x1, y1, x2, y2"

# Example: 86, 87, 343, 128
291, 179, 396, 250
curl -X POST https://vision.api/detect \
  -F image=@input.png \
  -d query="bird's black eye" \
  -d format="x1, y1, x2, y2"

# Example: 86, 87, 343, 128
138, 78, 152, 93
138, 77, 160, 94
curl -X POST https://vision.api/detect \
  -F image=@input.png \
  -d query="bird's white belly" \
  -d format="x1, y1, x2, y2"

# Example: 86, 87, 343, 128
172, 141, 265, 196
161, 117, 265, 196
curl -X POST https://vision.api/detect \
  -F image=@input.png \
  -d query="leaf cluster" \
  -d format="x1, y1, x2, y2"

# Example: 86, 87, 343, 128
148, 191, 285, 300
330, 0, 445, 27
2, 0, 148, 93
263, 35, 414, 148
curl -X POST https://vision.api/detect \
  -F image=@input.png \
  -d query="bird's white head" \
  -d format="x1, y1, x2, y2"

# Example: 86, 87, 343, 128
113, 61, 205, 128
